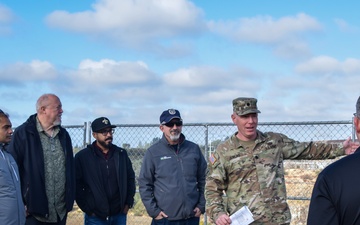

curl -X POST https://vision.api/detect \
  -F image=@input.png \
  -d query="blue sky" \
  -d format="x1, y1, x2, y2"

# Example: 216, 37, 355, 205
1, 0, 360, 127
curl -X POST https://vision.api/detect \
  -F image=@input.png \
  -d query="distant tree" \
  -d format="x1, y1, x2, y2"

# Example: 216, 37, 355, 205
151, 137, 161, 144
137, 141, 143, 148
122, 143, 130, 149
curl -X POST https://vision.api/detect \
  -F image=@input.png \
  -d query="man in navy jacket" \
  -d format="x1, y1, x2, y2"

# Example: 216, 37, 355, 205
307, 96, 360, 225
139, 109, 207, 225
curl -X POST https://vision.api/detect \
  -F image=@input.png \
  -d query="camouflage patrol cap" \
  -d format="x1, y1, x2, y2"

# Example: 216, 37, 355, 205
232, 97, 261, 116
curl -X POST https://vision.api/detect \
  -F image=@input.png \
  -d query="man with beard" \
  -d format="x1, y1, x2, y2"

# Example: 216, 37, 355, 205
8, 93, 75, 225
138, 109, 207, 225
75, 117, 135, 225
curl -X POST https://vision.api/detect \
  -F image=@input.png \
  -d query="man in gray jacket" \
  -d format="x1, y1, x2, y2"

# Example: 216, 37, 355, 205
138, 109, 207, 225
0, 109, 25, 225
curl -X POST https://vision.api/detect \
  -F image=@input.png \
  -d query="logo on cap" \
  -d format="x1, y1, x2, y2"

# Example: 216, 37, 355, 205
168, 109, 177, 115
102, 118, 109, 125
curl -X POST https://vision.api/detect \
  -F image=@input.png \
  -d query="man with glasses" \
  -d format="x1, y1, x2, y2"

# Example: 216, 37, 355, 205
0, 109, 25, 225
138, 109, 207, 225
75, 117, 135, 225
8, 94, 75, 225
307, 96, 360, 225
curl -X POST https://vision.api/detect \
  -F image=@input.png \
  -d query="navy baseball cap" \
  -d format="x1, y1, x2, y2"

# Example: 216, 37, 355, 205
159, 109, 182, 125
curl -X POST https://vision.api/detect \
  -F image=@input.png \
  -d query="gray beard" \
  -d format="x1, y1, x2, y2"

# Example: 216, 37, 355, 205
170, 133, 180, 141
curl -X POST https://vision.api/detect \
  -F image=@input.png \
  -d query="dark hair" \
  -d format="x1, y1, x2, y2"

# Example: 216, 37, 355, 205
0, 109, 9, 119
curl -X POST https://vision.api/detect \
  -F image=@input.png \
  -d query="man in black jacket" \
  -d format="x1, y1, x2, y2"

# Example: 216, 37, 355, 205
307, 96, 360, 225
8, 93, 75, 225
75, 117, 136, 225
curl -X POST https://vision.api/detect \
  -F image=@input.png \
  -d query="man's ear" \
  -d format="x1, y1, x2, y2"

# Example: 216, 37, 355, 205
355, 117, 360, 133
231, 113, 236, 123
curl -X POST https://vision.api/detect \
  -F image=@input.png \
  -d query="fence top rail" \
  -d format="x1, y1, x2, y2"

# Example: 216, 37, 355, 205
258, 120, 352, 126
63, 120, 353, 129
62, 120, 352, 129
62, 125, 87, 129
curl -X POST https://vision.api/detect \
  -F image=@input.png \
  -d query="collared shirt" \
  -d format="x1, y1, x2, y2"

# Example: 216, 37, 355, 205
35, 118, 66, 223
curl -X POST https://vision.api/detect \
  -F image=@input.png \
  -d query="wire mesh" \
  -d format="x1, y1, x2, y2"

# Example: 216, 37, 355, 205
63, 120, 354, 225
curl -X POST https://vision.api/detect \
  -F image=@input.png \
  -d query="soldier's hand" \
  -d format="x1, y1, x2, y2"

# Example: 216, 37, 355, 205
344, 137, 359, 155
216, 213, 231, 225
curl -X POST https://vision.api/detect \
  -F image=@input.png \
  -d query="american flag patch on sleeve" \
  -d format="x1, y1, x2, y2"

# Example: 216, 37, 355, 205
209, 153, 217, 164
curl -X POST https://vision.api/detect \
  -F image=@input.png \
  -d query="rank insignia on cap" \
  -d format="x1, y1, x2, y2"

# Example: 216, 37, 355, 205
102, 118, 109, 124
209, 153, 217, 165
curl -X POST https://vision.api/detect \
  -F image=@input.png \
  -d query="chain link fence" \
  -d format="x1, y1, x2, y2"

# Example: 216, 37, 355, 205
64, 120, 355, 225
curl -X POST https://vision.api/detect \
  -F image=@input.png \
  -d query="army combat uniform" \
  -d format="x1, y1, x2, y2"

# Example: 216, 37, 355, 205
205, 130, 345, 225
205, 97, 345, 225
205, 131, 344, 224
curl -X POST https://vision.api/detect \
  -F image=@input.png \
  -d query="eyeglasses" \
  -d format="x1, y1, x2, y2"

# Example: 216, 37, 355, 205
164, 121, 183, 127
354, 113, 359, 118
98, 129, 115, 136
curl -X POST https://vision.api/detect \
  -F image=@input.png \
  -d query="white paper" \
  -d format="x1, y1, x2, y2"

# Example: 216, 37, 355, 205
229, 205, 254, 225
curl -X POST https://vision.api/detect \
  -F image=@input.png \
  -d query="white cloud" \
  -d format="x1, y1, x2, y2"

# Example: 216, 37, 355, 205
163, 66, 260, 90
0, 4, 14, 23
75, 59, 156, 85
0, 4, 15, 35
273, 41, 311, 60
0, 60, 57, 84
45, 0, 206, 46
207, 13, 322, 44
207, 13, 321, 59
295, 56, 360, 75
334, 18, 359, 33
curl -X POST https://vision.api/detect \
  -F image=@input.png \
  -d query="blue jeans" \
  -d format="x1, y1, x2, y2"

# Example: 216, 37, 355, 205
84, 213, 127, 225
151, 217, 200, 225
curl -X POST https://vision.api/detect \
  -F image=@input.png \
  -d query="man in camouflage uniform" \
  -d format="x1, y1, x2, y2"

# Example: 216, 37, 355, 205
205, 97, 357, 225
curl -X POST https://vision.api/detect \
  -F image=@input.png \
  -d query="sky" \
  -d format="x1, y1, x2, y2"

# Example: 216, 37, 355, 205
1, 0, 360, 127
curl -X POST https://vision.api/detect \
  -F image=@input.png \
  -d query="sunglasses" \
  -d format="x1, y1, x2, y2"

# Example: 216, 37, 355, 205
164, 121, 183, 127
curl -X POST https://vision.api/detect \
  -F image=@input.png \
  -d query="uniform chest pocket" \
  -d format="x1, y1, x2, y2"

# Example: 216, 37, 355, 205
227, 153, 255, 181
